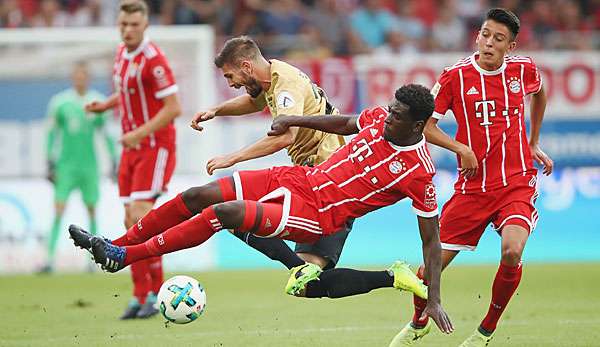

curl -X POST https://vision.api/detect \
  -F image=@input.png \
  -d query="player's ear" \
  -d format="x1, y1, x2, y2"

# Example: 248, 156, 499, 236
413, 120, 425, 133
240, 60, 252, 75
507, 40, 517, 53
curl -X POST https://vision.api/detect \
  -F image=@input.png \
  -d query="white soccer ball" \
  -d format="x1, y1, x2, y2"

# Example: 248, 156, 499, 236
157, 275, 207, 324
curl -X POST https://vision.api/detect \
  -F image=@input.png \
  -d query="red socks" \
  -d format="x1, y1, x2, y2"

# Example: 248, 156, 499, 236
113, 194, 194, 247
130, 260, 151, 303
411, 266, 430, 327
148, 256, 164, 294
480, 262, 523, 333
123, 206, 221, 266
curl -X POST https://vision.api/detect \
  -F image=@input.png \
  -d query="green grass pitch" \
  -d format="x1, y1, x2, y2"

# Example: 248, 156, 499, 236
2, 263, 599, 346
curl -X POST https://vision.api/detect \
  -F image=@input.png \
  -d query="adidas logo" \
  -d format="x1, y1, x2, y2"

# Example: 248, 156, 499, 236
265, 218, 272, 228
370, 128, 378, 137
466, 86, 479, 95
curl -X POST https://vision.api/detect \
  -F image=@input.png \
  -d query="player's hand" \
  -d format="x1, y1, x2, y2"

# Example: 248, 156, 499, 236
110, 161, 119, 183
121, 130, 144, 149
421, 302, 453, 334
85, 101, 107, 113
530, 143, 553, 175
206, 155, 237, 175
268, 115, 292, 136
190, 109, 217, 132
46, 161, 55, 184
457, 145, 478, 178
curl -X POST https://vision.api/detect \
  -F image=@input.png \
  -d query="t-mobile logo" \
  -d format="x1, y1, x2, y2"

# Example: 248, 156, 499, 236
475, 100, 496, 126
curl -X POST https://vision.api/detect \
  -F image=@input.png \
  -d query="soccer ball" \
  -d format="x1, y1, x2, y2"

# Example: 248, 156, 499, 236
157, 275, 207, 324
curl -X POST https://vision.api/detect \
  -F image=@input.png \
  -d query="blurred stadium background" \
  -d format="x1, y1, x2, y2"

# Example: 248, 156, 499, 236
0, 0, 599, 275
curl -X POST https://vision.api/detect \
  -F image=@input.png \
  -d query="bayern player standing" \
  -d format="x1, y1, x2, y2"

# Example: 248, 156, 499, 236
390, 8, 553, 347
84, 0, 181, 320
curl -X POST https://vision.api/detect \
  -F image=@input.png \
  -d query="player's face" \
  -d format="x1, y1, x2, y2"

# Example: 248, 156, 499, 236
384, 101, 421, 142
71, 66, 89, 91
221, 62, 263, 98
476, 20, 516, 70
118, 11, 148, 50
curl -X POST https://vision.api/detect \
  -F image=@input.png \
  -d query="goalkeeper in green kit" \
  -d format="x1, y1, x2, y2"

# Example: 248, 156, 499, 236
41, 62, 117, 273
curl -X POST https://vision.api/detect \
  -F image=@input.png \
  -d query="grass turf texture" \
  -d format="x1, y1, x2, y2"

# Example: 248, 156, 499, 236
2, 263, 599, 346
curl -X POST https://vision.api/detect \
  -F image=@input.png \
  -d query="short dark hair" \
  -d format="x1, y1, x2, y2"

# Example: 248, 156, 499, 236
214, 36, 262, 68
394, 84, 435, 122
119, 0, 149, 17
486, 8, 520, 39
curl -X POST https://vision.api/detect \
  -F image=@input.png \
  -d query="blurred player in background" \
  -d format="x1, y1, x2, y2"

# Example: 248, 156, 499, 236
190, 36, 356, 275
42, 61, 117, 274
390, 8, 553, 347
85, 0, 181, 319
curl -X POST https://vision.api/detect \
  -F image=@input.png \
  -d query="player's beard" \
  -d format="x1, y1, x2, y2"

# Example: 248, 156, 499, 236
243, 75, 263, 98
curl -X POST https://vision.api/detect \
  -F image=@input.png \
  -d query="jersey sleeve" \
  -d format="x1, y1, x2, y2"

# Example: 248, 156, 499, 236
431, 69, 453, 120
356, 107, 386, 130
403, 174, 439, 217
271, 76, 305, 117
523, 58, 542, 95
45, 95, 61, 162
147, 54, 178, 99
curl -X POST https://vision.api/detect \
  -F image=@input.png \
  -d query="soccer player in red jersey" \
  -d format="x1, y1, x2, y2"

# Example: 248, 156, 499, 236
70, 84, 453, 333
389, 8, 554, 347
84, 0, 181, 320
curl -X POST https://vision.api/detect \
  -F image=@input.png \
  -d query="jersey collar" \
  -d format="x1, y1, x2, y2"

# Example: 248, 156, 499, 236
470, 53, 506, 76
122, 37, 150, 60
387, 135, 426, 152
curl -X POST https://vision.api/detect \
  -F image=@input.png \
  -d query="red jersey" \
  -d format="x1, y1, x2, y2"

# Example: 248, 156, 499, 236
113, 38, 178, 150
305, 107, 438, 233
432, 53, 542, 194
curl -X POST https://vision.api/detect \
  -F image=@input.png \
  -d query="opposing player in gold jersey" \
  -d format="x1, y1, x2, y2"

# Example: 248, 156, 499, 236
191, 36, 350, 271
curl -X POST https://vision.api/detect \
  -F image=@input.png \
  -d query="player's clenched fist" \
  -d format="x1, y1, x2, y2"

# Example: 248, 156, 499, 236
190, 109, 217, 132
206, 155, 236, 175
268, 115, 293, 136
85, 101, 107, 113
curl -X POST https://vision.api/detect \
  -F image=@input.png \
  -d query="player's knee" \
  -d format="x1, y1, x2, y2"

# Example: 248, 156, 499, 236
212, 202, 244, 229
297, 253, 328, 269
182, 184, 220, 213
501, 245, 523, 265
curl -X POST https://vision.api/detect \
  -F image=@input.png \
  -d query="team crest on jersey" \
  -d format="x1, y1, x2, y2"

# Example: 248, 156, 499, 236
388, 160, 406, 174
508, 77, 521, 94
277, 91, 295, 109
153, 65, 169, 88
424, 184, 437, 208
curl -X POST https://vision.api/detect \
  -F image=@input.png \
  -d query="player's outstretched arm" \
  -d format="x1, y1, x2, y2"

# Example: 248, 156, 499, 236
191, 94, 263, 132
206, 127, 298, 175
85, 93, 119, 113
268, 115, 359, 137
528, 86, 553, 176
424, 118, 478, 178
417, 215, 454, 334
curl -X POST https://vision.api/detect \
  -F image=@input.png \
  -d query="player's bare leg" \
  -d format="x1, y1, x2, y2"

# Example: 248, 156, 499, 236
460, 224, 528, 346
297, 252, 329, 269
